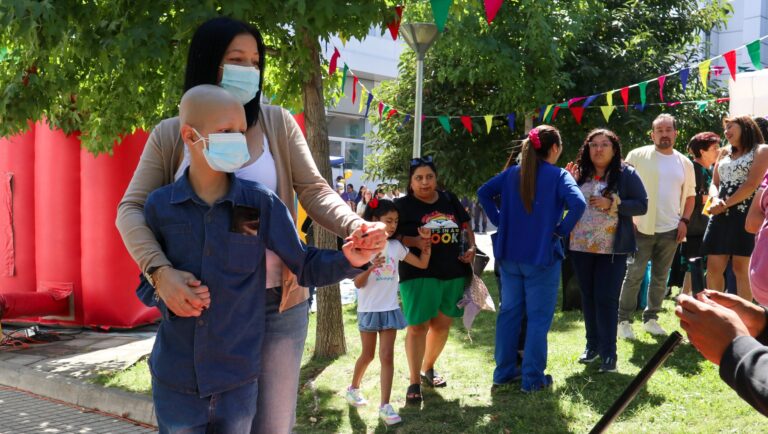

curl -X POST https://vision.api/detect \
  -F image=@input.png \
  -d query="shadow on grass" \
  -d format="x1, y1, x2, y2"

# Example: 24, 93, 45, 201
295, 385, 344, 433
561, 369, 665, 420
626, 336, 706, 377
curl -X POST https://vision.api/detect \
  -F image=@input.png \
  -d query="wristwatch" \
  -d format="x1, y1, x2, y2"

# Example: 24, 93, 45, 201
679, 217, 690, 226
144, 265, 170, 288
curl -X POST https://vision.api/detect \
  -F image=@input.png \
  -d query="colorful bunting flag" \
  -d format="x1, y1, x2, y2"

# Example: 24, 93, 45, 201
606, 91, 614, 107
352, 77, 359, 104
697, 101, 708, 113
430, 0, 453, 32
638, 81, 648, 108
543, 104, 554, 123
329, 48, 340, 75
339, 35, 348, 47
359, 89, 367, 113
438, 115, 452, 133
507, 113, 516, 132
724, 50, 737, 80
537, 106, 545, 123
698, 59, 711, 90
341, 64, 349, 94
484, 115, 493, 134
403, 114, 412, 125
600, 106, 615, 122
582, 94, 599, 108
484, 0, 504, 25
568, 97, 586, 107
570, 107, 585, 124
460, 116, 473, 133
667, 101, 681, 107
387, 109, 398, 120
748, 40, 762, 70
680, 68, 690, 92
716, 97, 730, 103
379, 103, 388, 119
620, 86, 629, 111
658, 75, 666, 102
387, 6, 404, 40
364, 93, 374, 117
552, 106, 561, 120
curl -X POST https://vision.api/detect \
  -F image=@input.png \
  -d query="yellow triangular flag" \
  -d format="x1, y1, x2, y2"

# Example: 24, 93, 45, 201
339, 35, 348, 47
600, 106, 615, 122
699, 59, 712, 90
606, 91, 614, 107
543, 104, 554, 121
359, 89, 367, 113
484, 115, 493, 134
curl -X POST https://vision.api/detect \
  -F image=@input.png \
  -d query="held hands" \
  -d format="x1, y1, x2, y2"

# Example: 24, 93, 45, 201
417, 226, 432, 253
589, 195, 612, 211
155, 267, 211, 317
708, 197, 728, 216
348, 221, 388, 256
342, 240, 375, 267
675, 292, 751, 365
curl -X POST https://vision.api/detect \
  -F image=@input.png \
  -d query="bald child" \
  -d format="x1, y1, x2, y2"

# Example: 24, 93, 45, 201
142, 85, 370, 433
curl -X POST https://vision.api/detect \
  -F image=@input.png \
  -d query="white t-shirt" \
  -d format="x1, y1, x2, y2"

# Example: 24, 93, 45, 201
655, 151, 685, 232
357, 240, 408, 313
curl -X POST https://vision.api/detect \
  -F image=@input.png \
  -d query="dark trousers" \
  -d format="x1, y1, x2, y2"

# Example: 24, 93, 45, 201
570, 251, 627, 360
473, 205, 487, 232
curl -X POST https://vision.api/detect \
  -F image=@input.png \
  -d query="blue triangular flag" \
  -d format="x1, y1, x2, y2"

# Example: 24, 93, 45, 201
363, 93, 374, 117
506, 113, 516, 132
582, 94, 599, 109
537, 106, 546, 123
633, 104, 645, 112
680, 68, 690, 92
397, 114, 412, 131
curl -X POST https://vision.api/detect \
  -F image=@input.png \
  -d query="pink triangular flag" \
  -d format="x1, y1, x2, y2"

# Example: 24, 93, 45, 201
724, 50, 737, 81
352, 77, 359, 104
387, 6, 404, 40
421, 115, 426, 122
484, 0, 503, 24
460, 116, 473, 133
568, 96, 586, 107
620, 86, 629, 111
658, 75, 666, 102
378, 102, 384, 118
329, 48, 340, 75
667, 101, 681, 107
570, 107, 584, 124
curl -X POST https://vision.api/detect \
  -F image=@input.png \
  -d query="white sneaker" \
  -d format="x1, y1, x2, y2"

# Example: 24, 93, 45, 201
345, 387, 368, 407
618, 321, 636, 340
643, 319, 668, 336
379, 403, 402, 425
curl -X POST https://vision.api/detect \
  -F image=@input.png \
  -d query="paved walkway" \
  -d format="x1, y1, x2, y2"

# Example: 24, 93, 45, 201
0, 386, 156, 433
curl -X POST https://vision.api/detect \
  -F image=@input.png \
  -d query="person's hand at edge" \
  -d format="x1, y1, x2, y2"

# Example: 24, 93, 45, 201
675, 294, 750, 365
699, 290, 767, 337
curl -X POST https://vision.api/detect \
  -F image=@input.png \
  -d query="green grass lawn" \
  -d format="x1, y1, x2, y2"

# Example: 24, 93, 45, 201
98, 272, 767, 433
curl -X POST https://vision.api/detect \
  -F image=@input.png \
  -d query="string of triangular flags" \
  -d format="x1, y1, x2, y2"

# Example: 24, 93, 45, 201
378, 1, 506, 39
329, 30, 767, 135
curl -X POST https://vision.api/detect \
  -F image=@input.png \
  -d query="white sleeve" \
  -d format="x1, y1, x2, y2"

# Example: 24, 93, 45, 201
392, 240, 409, 262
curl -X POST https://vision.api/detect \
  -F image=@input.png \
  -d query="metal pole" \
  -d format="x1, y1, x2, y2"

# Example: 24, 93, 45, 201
413, 56, 424, 159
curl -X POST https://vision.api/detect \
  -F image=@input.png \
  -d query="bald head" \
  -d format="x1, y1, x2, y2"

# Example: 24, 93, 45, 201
179, 84, 247, 134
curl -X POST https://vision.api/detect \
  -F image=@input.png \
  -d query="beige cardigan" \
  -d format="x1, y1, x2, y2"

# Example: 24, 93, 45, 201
116, 104, 364, 312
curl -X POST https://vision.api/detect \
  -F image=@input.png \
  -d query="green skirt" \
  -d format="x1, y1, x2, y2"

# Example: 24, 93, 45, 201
399, 277, 465, 325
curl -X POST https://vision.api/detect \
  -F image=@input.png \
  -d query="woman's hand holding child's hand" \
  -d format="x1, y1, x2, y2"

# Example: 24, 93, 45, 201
418, 227, 432, 252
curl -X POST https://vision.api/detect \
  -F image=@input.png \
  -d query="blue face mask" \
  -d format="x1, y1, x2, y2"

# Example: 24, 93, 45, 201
220, 64, 260, 104
192, 128, 251, 173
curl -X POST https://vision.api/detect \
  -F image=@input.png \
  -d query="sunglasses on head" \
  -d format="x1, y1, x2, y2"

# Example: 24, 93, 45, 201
410, 155, 434, 167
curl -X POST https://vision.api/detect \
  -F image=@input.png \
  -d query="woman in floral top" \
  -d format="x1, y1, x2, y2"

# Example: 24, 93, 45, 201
565, 129, 647, 374
703, 116, 768, 301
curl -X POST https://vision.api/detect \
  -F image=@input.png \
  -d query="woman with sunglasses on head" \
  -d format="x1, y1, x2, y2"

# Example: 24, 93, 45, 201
116, 17, 386, 434
394, 156, 474, 404
478, 125, 586, 392
564, 129, 647, 374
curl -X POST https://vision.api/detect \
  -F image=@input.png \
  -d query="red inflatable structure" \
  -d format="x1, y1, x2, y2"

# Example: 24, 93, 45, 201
0, 122, 159, 328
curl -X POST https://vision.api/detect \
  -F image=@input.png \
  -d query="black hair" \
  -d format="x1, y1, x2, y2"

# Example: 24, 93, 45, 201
574, 129, 623, 196
687, 132, 721, 158
362, 198, 398, 222
184, 17, 265, 127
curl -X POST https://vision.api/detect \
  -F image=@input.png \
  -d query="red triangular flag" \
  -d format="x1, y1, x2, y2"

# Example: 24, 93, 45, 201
620, 86, 629, 111
329, 48, 340, 75
352, 76, 359, 104
386, 109, 398, 120
460, 116, 473, 133
716, 97, 730, 103
724, 50, 737, 81
387, 6, 404, 40
421, 115, 426, 122
378, 102, 384, 118
552, 106, 561, 120
658, 75, 666, 102
484, 0, 503, 24
570, 107, 584, 124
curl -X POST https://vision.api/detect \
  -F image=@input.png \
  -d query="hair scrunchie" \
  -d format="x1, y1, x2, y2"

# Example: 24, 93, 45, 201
529, 128, 541, 149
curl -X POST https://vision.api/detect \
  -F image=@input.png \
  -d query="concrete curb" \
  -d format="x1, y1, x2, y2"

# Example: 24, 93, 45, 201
0, 359, 156, 427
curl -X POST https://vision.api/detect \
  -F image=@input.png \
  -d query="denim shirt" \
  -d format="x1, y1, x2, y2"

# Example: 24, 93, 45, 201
144, 170, 361, 397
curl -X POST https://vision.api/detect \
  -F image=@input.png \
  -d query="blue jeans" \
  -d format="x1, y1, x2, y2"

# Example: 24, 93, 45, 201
494, 259, 560, 390
153, 377, 258, 434
251, 288, 309, 434
570, 251, 627, 360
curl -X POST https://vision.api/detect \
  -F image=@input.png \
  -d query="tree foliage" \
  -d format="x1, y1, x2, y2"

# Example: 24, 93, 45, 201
368, 0, 732, 198
0, 0, 397, 152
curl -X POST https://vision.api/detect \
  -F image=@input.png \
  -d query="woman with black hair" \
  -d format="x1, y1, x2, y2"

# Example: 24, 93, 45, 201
394, 157, 474, 403
478, 125, 585, 392
116, 17, 386, 433
703, 115, 768, 300
565, 129, 647, 374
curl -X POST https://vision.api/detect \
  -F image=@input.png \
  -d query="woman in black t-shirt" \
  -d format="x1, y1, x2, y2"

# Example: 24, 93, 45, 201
395, 157, 475, 404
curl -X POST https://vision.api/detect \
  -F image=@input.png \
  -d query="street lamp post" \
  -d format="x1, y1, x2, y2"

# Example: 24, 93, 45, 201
399, 23, 439, 159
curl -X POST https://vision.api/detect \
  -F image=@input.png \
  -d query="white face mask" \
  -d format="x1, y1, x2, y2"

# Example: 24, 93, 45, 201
192, 128, 250, 173
220, 64, 260, 104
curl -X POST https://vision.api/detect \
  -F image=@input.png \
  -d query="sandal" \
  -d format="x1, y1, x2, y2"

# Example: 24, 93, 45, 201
405, 383, 422, 404
420, 369, 447, 388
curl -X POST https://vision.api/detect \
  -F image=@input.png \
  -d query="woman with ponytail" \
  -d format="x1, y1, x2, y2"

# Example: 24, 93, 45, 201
477, 125, 586, 392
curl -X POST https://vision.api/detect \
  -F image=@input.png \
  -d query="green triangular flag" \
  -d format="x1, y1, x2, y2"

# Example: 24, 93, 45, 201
430, 0, 453, 32
600, 106, 615, 122
639, 81, 648, 108
557, 102, 569, 108
543, 104, 554, 123
438, 115, 452, 133
697, 101, 709, 113
341, 64, 349, 95
748, 40, 762, 70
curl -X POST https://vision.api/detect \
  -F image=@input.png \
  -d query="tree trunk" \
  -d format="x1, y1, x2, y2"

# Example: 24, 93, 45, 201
299, 27, 346, 358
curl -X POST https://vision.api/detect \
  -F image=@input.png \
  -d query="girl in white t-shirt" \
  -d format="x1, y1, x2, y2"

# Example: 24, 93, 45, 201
344, 198, 431, 425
